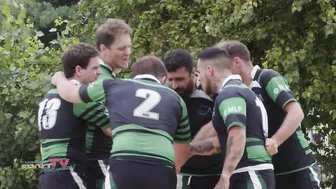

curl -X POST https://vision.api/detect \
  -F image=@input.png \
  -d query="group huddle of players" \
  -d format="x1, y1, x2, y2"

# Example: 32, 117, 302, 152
37, 18, 321, 189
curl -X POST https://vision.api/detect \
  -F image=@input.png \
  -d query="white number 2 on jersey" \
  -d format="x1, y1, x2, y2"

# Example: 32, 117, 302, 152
38, 98, 61, 131
133, 89, 161, 120
255, 98, 269, 138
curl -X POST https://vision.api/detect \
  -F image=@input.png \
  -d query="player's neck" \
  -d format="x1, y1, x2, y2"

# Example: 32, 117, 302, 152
241, 64, 253, 86
215, 70, 232, 93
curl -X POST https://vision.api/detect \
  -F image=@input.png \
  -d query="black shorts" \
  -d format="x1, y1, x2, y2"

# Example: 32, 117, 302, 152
103, 159, 176, 189
275, 163, 321, 189
85, 159, 109, 189
230, 169, 275, 189
177, 175, 220, 189
39, 169, 86, 189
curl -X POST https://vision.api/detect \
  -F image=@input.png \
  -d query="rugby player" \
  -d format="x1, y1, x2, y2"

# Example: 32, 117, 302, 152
214, 40, 320, 189
163, 49, 223, 189
189, 47, 275, 189
38, 43, 111, 189
51, 56, 191, 189
85, 18, 132, 189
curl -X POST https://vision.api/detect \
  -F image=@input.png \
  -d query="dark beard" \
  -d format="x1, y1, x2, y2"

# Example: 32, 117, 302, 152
176, 81, 194, 99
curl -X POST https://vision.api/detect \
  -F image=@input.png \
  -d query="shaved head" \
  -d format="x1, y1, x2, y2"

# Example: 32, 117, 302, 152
214, 40, 251, 62
197, 47, 232, 69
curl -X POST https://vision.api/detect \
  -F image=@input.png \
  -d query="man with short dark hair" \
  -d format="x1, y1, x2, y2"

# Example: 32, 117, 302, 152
38, 43, 111, 189
190, 47, 275, 189
51, 56, 191, 189
85, 18, 133, 189
164, 49, 223, 189
214, 40, 320, 189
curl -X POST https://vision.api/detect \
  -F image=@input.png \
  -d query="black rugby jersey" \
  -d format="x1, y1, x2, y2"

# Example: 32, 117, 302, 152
79, 74, 191, 168
180, 89, 223, 175
249, 66, 315, 174
85, 64, 114, 160
213, 75, 272, 171
38, 88, 109, 167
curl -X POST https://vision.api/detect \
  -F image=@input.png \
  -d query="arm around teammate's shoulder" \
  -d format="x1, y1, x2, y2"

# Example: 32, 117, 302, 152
52, 71, 108, 104
51, 71, 81, 103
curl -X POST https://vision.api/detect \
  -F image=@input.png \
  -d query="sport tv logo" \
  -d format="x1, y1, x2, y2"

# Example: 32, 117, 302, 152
21, 159, 74, 173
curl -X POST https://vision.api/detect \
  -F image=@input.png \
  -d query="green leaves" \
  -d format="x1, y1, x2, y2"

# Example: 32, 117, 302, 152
0, 2, 63, 188
2, 6, 10, 16
0, 0, 335, 188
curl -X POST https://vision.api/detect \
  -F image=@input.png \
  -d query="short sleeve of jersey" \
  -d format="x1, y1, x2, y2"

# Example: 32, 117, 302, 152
217, 88, 247, 131
174, 97, 191, 143
73, 102, 110, 130
261, 70, 296, 109
79, 79, 107, 104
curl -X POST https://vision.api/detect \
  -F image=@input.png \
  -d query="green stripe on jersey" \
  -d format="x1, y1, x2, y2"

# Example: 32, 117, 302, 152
265, 76, 291, 102
124, 79, 176, 93
223, 84, 249, 89
246, 145, 271, 162
41, 139, 69, 160
47, 88, 58, 94
176, 97, 191, 143
111, 124, 175, 165
218, 97, 246, 123
83, 79, 106, 104
296, 130, 312, 155
246, 137, 263, 142
86, 126, 94, 153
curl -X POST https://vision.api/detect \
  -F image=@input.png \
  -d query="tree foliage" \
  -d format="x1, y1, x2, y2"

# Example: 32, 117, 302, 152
26, 1, 76, 44
1, 0, 336, 188
36, 0, 79, 7
0, 4, 76, 188
0, 0, 77, 45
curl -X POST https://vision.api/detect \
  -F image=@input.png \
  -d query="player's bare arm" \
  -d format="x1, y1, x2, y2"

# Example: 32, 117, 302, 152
192, 121, 217, 142
51, 71, 81, 103
216, 126, 245, 189
174, 143, 191, 174
189, 136, 221, 156
266, 101, 304, 156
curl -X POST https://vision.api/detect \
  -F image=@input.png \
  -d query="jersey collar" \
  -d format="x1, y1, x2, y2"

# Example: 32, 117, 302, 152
190, 89, 213, 101
250, 65, 261, 79
99, 58, 117, 77
221, 74, 242, 88
134, 74, 161, 84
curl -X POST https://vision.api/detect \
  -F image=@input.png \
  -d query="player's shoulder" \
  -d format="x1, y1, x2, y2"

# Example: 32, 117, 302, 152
40, 88, 68, 106
222, 80, 248, 93
218, 81, 251, 101
190, 89, 213, 102
259, 68, 283, 81
43, 88, 60, 98
124, 79, 177, 93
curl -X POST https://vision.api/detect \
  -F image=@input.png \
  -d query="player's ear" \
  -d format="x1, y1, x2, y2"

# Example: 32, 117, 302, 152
207, 65, 214, 76
233, 57, 242, 68
75, 65, 82, 75
159, 76, 167, 85
191, 68, 195, 75
99, 44, 106, 52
